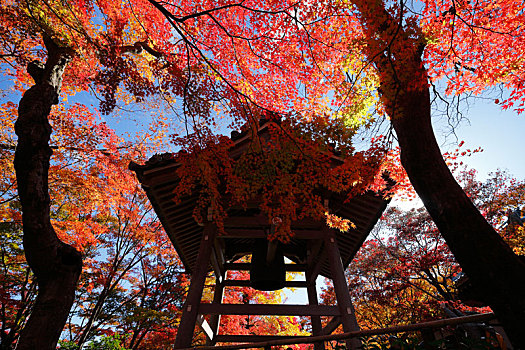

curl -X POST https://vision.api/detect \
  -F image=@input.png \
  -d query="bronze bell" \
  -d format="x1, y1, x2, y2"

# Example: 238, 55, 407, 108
250, 239, 286, 291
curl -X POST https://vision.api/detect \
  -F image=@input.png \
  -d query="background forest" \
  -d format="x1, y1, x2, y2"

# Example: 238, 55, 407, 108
1, 0, 525, 349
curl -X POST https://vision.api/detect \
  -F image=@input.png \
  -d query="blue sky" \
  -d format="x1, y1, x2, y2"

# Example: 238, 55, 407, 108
433, 99, 525, 180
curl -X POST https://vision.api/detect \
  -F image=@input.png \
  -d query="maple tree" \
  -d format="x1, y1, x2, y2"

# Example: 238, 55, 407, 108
0, 221, 36, 349
0, 102, 34, 349
1, 39, 305, 350
460, 169, 525, 256
64, 233, 186, 349
0, 98, 196, 350
0, 93, 179, 348
65, 190, 168, 348
323, 208, 464, 328
320, 208, 459, 346
0, 0, 179, 346
2, 0, 525, 348
322, 167, 524, 346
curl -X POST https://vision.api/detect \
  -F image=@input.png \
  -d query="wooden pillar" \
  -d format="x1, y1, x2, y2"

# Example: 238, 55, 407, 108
307, 271, 325, 350
324, 229, 361, 350
174, 224, 216, 349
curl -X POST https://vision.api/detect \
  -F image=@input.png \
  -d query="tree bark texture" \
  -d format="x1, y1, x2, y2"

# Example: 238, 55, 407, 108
351, 2, 525, 347
389, 77, 525, 348
14, 36, 82, 350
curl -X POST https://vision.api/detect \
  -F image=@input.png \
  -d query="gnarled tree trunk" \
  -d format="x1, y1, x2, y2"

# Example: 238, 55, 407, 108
389, 63, 525, 348
352, 2, 525, 347
14, 36, 82, 350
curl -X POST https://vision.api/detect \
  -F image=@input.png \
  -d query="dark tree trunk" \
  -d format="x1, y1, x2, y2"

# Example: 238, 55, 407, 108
14, 36, 82, 350
352, 3, 525, 348
389, 76, 525, 347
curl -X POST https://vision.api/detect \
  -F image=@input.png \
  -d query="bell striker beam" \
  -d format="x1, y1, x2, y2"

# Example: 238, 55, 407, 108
174, 223, 217, 349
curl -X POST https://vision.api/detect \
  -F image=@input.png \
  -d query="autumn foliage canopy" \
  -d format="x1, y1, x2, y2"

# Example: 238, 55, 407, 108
1, 0, 525, 348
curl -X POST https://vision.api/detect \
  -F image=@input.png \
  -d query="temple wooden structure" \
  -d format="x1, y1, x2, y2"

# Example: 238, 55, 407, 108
130, 121, 391, 349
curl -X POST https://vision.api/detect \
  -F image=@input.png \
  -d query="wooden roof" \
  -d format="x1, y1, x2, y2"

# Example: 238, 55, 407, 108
130, 121, 390, 280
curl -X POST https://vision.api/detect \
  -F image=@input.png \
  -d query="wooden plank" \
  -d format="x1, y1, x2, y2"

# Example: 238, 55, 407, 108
175, 232, 201, 247
223, 280, 308, 288
221, 228, 266, 238
139, 166, 179, 188
198, 303, 340, 316
210, 244, 224, 281
223, 215, 268, 228
308, 251, 326, 283
162, 207, 196, 223
166, 217, 197, 233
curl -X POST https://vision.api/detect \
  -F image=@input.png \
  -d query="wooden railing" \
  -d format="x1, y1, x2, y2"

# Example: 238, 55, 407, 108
183, 313, 496, 350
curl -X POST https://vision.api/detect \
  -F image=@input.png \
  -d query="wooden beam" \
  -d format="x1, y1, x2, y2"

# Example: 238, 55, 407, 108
139, 164, 179, 188
221, 228, 266, 238
223, 216, 268, 228
210, 244, 224, 282
223, 215, 322, 230
322, 316, 342, 335
174, 224, 217, 349
222, 228, 325, 240
324, 229, 361, 350
307, 251, 326, 284
216, 240, 227, 276
223, 280, 307, 288
306, 276, 325, 350
197, 315, 214, 342
207, 278, 225, 346
292, 230, 326, 240
198, 304, 340, 316
215, 335, 308, 343
307, 240, 325, 283
224, 263, 306, 272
